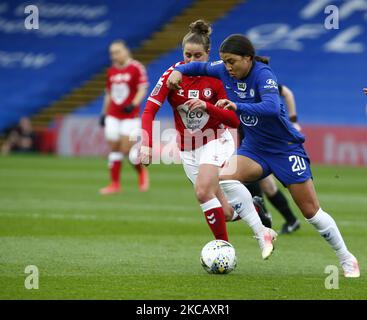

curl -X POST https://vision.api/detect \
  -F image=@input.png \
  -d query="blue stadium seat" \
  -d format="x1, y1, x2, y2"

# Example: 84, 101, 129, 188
77, 0, 367, 126
0, 0, 194, 131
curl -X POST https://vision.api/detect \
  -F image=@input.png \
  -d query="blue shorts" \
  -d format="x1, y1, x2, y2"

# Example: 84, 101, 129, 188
236, 144, 313, 186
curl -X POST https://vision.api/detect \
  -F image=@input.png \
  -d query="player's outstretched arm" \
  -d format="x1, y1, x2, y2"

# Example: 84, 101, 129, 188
175, 61, 224, 78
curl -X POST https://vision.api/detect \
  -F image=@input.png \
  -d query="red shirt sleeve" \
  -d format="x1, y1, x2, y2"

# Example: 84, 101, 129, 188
134, 61, 149, 86
147, 62, 180, 107
141, 101, 160, 147
141, 63, 178, 147
205, 102, 240, 128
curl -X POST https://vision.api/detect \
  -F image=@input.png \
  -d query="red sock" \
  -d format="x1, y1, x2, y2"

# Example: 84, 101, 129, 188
110, 160, 121, 184
201, 198, 228, 241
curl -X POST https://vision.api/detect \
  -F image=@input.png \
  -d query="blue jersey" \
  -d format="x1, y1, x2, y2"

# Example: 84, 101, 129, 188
175, 60, 305, 153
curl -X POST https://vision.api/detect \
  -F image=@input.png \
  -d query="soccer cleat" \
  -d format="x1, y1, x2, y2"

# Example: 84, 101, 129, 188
254, 227, 278, 260
341, 254, 360, 278
279, 219, 301, 235
139, 167, 149, 192
253, 196, 272, 228
99, 182, 121, 195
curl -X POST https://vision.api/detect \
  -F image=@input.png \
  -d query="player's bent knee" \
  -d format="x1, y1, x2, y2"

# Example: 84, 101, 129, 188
108, 141, 121, 151
261, 179, 278, 197
195, 185, 215, 204
120, 145, 131, 156
300, 201, 320, 219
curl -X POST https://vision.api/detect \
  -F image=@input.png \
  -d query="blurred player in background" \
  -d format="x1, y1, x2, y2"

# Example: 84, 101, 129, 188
363, 87, 367, 95
246, 84, 301, 234
1, 117, 35, 155
141, 21, 274, 249
99, 40, 149, 194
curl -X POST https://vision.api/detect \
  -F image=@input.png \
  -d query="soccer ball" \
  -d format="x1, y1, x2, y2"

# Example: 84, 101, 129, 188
200, 240, 237, 274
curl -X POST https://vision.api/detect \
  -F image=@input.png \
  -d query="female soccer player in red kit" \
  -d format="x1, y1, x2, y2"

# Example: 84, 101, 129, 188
99, 40, 149, 194
140, 21, 273, 249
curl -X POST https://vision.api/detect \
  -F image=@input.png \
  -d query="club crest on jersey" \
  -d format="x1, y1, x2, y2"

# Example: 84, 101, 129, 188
237, 83, 247, 91
240, 114, 258, 127
202, 88, 213, 99
188, 90, 199, 99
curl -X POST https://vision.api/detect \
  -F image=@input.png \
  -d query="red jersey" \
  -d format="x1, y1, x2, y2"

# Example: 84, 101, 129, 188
106, 59, 148, 119
143, 62, 238, 151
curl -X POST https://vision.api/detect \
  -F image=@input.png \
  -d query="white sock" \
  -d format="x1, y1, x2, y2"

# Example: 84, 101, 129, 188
199, 198, 221, 212
307, 208, 351, 261
220, 180, 264, 236
108, 152, 123, 166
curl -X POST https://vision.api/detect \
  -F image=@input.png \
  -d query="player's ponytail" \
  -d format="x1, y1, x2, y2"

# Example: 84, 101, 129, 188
182, 20, 212, 52
254, 56, 270, 65
220, 34, 269, 64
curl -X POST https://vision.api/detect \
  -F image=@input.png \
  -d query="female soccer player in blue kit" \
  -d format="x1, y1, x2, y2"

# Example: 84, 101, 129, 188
167, 34, 360, 277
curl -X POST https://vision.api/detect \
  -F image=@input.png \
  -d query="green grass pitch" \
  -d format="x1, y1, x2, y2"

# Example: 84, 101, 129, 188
0, 155, 366, 299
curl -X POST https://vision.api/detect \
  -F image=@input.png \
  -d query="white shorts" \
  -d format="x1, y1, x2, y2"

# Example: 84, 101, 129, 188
104, 115, 141, 141
179, 130, 235, 185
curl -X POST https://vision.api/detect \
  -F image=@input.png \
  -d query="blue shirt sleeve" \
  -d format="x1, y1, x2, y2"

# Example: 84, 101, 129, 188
235, 69, 281, 117
174, 61, 224, 79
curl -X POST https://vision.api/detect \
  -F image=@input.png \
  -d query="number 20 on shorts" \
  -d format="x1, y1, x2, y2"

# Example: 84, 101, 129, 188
289, 155, 306, 173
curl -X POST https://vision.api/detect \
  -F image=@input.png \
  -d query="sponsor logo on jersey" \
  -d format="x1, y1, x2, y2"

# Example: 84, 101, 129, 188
177, 104, 209, 132
111, 82, 129, 105
263, 79, 278, 89
188, 90, 199, 99
151, 83, 162, 96
111, 73, 131, 82
151, 78, 163, 96
234, 90, 247, 99
202, 88, 213, 99
240, 114, 258, 127
237, 82, 247, 91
